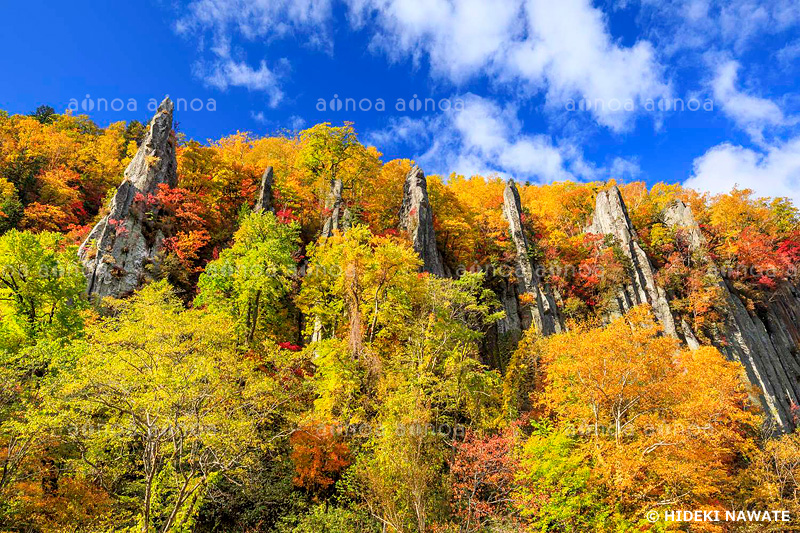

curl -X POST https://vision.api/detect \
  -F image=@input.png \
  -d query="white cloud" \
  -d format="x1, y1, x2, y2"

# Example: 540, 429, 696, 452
453, 97, 574, 181
348, 0, 669, 131
177, 0, 333, 43
178, 0, 332, 99
718, 0, 800, 50
365, 94, 639, 183
684, 138, 800, 205
195, 58, 285, 106
364, 115, 433, 151
506, 0, 670, 131
177, 0, 671, 131
638, 0, 800, 54
251, 111, 307, 130
368, 95, 573, 181
348, 0, 522, 82
711, 59, 787, 142
288, 115, 307, 130
609, 156, 643, 180
777, 40, 800, 64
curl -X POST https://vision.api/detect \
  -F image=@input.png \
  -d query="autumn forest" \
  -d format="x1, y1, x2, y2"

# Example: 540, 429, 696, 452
2, 100, 800, 532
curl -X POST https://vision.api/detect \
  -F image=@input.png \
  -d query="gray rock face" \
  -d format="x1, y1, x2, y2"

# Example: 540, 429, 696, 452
78, 98, 177, 298
663, 200, 800, 432
661, 199, 705, 251
399, 166, 446, 277
502, 180, 563, 335
255, 166, 274, 213
321, 178, 344, 238
587, 186, 678, 337
495, 278, 527, 338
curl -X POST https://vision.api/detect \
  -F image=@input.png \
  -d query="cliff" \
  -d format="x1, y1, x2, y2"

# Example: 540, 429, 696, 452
663, 199, 800, 432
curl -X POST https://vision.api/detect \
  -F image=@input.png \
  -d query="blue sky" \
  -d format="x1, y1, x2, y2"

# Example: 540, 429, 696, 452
2, 0, 800, 201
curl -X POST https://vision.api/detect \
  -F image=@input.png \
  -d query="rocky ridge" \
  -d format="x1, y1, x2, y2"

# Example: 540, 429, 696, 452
74, 98, 800, 431
586, 185, 679, 338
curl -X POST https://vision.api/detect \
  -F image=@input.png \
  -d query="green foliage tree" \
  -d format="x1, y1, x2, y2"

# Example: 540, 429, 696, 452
0, 229, 86, 344
0, 178, 23, 234
30, 105, 56, 125
515, 426, 614, 532
48, 281, 307, 532
0, 230, 87, 528
298, 123, 381, 234
299, 122, 361, 185
197, 211, 300, 345
289, 503, 379, 533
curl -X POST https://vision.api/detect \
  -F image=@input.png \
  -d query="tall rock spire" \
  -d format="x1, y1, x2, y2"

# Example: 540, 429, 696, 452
78, 97, 178, 298
663, 199, 800, 432
399, 165, 446, 277
502, 179, 563, 335
255, 166, 274, 213
321, 178, 345, 238
586, 185, 678, 337
313, 177, 349, 345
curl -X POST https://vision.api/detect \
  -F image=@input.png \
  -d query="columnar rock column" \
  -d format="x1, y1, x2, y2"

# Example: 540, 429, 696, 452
495, 279, 527, 337
78, 97, 177, 298
502, 179, 563, 336
255, 166, 274, 213
321, 178, 345, 238
314, 176, 352, 344
586, 185, 678, 337
663, 199, 800, 432
399, 166, 446, 277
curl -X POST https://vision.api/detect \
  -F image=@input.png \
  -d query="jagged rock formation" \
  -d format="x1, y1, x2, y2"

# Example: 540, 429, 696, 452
321, 178, 353, 238
399, 166, 446, 277
663, 200, 800, 432
255, 166, 274, 213
586, 186, 678, 338
502, 180, 563, 335
78, 97, 177, 298
661, 200, 704, 251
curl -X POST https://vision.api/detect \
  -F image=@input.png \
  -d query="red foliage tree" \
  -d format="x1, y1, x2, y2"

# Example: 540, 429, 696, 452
450, 430, 519, 531
290, 422, 351, 498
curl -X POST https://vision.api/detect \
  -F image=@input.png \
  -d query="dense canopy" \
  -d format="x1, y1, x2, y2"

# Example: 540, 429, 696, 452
1, 109, 799, 531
